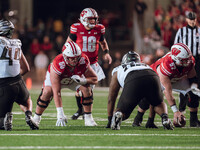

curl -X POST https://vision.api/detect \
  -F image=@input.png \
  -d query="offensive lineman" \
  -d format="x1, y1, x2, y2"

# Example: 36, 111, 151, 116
107, 51, 173, 130
0, 19, 39, 130
66, 8, 112, 121
33, 41, 98, 127
133, 43, 200, 127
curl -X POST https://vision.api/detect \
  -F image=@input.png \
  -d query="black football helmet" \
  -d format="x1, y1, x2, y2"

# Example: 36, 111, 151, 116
0, 19, 14, 38
121, 51, 141, 65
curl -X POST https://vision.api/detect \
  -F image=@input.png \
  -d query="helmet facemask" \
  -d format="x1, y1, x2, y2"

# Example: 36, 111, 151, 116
63, 55, 81, 67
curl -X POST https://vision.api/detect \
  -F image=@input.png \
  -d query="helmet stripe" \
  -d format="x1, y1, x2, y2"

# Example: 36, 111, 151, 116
89, 8, 96, 17
68, 41, 76, 55
175, 43, 191, 55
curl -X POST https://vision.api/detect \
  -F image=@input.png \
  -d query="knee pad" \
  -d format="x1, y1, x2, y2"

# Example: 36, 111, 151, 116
37, 90, 51, 108
187, 91, 199, 108
82, 93, 93, 106
138, 98, 150, 110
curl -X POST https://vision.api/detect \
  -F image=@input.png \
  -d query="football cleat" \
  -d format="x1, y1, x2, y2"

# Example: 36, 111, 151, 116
4, 112, 13, 131
190, 120, 200, 127
132, 117, 142, 127
84, 114, 97, 126
162, 118, 174, 130
71, 109, 84, 120
145, 122, 158, 128
26, 114, 39, 130
111, 111, 122, 130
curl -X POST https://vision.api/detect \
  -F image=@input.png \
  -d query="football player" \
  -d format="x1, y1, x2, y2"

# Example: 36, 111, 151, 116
0, 19, 39, 130
107, 51, 173, 130
133, 43, 200, 128
33, 41, 98, 127
66, 8, 112, 121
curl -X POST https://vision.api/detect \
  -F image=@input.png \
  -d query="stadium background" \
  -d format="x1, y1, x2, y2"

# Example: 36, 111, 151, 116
0, 0, 196, 87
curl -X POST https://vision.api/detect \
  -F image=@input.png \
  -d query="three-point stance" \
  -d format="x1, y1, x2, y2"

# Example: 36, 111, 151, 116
33, 41, 98, 127
107, 51, 173, 130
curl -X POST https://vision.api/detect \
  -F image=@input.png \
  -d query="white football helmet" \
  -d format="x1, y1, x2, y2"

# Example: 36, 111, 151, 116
62, 41, 81, 66
171, 43, 192, 67
80, 8, 98, 29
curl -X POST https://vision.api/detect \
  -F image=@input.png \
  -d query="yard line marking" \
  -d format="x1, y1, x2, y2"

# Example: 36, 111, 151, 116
0, 133, 200, 136
0, 146, 200, 149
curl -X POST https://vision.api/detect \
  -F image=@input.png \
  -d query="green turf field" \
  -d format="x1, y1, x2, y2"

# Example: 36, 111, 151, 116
0, 87, 200, 150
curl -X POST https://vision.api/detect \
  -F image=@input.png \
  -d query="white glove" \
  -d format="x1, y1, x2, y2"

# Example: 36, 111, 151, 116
71, 75, 87, 85
56, 107, 67, 126
191, 83, 200, 97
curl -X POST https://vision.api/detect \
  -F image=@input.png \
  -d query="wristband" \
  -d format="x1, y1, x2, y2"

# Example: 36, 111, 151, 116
104, 49, 109, 54
56, 107, 64, 115
171, 105, 178, 113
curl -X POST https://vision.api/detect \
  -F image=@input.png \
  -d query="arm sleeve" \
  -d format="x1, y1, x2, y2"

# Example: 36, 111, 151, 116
69, 33, 77, 41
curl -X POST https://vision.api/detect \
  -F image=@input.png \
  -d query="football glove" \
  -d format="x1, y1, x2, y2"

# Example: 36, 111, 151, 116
71, 75, 87, 85
191, 83, 200, 97
56, 107, 67, 126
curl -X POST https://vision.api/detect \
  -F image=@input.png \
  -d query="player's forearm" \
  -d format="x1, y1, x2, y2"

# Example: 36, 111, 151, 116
164, 90, 176, 106
86, 76, 98, 85
53, 93, 63, 108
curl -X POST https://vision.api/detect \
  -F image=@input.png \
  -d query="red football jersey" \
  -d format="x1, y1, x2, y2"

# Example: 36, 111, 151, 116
150, 52, 195, 81
70, 23, 105, 64
48, 53, 90, 80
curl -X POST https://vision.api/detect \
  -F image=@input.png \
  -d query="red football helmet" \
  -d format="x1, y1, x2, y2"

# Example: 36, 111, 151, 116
80, 8, 98, 29
62, 41, 81, 67
171, 43, 192, 67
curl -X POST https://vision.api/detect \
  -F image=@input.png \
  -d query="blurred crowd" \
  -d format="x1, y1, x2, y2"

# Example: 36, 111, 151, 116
140, 0, 200, 65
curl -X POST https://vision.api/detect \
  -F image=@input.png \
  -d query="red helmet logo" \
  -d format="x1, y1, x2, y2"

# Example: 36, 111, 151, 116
172, 48, 181, 56
80, 10, 87, 17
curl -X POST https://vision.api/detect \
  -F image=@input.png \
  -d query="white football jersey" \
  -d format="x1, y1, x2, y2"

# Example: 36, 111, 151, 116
0, 36, 22, 78
112, 63, 152, 88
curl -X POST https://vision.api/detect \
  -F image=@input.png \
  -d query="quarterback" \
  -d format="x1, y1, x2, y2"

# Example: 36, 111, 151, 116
66, 8, 112, 121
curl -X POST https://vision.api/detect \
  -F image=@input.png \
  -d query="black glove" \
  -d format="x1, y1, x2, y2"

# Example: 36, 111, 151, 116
106, 116, 112, 128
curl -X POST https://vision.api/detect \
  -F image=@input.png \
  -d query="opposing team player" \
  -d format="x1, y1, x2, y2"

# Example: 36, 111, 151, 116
33, 41, 98, 127
133, 43, 200, 127
0, 19, 39, 130
107, 51, 173, 130
66, 8, 112, 120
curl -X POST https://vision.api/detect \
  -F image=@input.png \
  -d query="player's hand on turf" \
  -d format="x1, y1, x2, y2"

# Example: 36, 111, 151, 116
71, 75, 87, 85
56, 107, 67, 126
56, 114, 67, 126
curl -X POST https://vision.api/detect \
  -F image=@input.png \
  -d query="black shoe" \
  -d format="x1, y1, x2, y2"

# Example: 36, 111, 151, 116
145, 122, 158, 128
190, 120, 200, 127
71, 109, 84, 120
25, 114, 39, 130
132, 118, 142, 127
